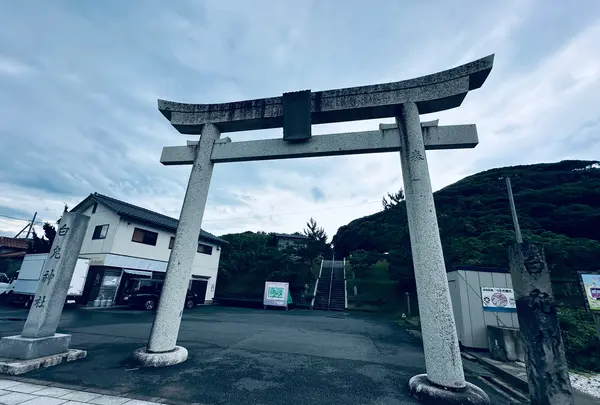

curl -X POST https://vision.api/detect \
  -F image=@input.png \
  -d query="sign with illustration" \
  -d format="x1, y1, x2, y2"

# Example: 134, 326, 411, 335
580, 274, 600, 312
263, 282, 290, 308
481, 287, 516, 312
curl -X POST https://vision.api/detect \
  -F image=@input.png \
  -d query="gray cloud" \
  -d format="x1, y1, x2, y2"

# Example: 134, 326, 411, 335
310, 187, 326, 203
1, 0, 600, 238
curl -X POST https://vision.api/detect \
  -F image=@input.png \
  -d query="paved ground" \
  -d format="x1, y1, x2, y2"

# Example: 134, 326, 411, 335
0, 305, 515, 405
0, 378, 164, 405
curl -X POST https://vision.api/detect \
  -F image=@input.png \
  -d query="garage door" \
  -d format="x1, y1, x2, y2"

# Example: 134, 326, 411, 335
190, 279, 207, 304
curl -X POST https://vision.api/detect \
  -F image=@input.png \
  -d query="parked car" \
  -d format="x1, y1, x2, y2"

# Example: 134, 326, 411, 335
122, 278, 198, 311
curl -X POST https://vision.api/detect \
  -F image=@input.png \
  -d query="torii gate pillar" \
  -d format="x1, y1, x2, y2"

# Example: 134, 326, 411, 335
398, 103, 488, 403
135, 55, 495, 405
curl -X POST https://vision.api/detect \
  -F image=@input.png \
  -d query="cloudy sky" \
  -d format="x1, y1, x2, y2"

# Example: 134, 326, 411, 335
1, 0, 599, 240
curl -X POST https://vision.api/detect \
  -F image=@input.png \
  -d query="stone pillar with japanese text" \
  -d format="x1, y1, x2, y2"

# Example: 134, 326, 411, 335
0, 211, 89, 365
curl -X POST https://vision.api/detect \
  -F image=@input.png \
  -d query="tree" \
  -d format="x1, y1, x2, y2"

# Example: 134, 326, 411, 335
216, 231, 316, 300
333, 159, 600, 295
382, 189, 405, 210
304, 217, 327, 244
348, 249, 384, 278
299, 218, 331, 274
303, 218, 331, 257
28, 222, 57, 254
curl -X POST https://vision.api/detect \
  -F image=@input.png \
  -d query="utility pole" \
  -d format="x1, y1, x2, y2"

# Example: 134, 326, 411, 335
15, 212, 37, 239
25, 212, 37, 239
505, 177, 523, 243
504, 177, 573, 404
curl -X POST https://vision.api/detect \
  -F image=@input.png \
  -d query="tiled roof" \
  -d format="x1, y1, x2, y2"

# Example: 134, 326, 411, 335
0, 236, 29, 250
72, 193, 227, 246
0, 251, 27, 258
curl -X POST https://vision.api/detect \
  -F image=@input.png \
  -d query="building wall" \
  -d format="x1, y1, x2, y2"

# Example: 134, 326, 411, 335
109, 217, 220, 302
276, 238, 307, 250
191, 245, 220, 302
448, 269, 519, 349
78, 204, 120, 255
110, 219, 171, 262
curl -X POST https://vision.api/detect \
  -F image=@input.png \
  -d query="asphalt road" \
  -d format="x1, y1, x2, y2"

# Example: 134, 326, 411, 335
0, 305, 515, 405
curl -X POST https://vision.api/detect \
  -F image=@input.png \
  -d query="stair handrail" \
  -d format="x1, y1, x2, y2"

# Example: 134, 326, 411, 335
311, 259, 324, 309
343, 257, 348, 309
327, 257, 334, 310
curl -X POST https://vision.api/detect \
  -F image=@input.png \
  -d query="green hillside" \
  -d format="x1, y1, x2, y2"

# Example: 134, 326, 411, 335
333, 160, 600, 303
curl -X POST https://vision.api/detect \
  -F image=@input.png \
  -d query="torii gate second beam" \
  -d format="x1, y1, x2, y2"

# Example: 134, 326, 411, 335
159, 121, 478, 165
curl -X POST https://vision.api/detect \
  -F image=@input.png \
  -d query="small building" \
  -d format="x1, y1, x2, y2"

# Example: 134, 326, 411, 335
71, 193, 227, 306
447, 265, 520, 351
272, 233, 309, 250
0, 237, 29, 257
0, 237, 30, 277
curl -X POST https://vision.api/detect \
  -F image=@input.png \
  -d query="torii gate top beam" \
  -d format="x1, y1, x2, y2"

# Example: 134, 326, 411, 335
158, 55, 493, 135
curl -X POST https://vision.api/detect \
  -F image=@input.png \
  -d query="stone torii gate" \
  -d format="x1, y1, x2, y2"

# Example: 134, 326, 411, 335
134, 55, 494, 404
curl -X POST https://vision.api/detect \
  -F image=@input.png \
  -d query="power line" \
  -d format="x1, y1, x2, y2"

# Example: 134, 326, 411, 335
1, 198, 383, 228
0, 213, 47, 226
202, 199, 382, 223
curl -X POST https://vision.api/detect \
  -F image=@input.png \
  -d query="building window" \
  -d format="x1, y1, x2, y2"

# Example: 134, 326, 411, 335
92, 224, 109, 240
132, 227, 158, 246
197, 243, 213, 255
169, 236, 175, 249
92, 202, 98, 214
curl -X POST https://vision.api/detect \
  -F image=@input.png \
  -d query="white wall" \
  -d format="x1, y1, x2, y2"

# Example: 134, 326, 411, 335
448, 269, 519, 350
110, 216, 220, 285
110, 219, 171, 262
78, 204, 120, 255
193, 247, 221, 302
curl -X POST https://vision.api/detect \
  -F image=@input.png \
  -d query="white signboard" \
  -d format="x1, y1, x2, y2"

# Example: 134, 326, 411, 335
263, 282, 289, 308
481, 287, 516, 312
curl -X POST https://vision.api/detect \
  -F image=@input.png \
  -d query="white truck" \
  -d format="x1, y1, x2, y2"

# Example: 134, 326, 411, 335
0, 273, 12, 295
7, 253, 90, 308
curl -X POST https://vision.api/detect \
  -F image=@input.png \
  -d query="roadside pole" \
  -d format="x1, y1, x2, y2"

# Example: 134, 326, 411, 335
505, 177, 523, 243
508, 243, 574, 405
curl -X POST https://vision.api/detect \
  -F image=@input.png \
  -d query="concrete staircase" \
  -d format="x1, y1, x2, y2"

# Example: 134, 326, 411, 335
313, 260, 332, 310
329, 261, 346, 311
312, 259, 346, 311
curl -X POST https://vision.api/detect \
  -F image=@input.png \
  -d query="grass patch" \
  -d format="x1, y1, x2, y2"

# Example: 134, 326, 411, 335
558, 307, 600, 373
347, 279, 404, 311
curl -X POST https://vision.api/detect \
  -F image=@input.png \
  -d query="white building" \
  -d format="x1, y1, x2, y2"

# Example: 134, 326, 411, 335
70, 193, 226, 306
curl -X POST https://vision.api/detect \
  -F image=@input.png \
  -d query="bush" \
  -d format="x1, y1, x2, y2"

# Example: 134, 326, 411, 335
558, 307, 600, 372
347, 279, 409, 312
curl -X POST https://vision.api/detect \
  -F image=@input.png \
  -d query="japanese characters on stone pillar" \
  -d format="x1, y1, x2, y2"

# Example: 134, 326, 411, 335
0, 211, 89, 372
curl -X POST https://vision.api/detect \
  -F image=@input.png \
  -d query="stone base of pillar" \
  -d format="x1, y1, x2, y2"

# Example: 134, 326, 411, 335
409, 374, 490, 405
0, 334, 71, 360
0, 349, 86, 375
132, 346, 188, 367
